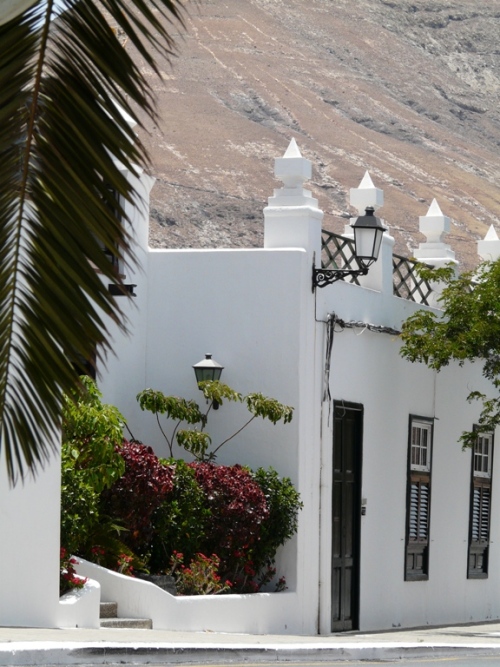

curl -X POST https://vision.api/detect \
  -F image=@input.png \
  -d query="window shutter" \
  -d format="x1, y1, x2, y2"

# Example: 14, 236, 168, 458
419, 483, 429, 540
481, 487, 491, 542
468, 429, 494, 579
409, 481, 429, 541
472, 485, 490, 543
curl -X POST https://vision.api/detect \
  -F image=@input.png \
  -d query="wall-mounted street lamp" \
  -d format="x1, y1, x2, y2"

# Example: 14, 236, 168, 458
193, 354, 224, 409
313, 207, 387, 289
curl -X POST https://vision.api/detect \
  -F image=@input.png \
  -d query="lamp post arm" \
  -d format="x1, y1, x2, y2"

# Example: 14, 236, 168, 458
313, 266, 368, 290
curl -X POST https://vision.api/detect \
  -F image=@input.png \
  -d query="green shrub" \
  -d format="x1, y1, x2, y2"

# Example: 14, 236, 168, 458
60, 379, 302, 594
100, 440, 174, 558
137, 381, 293, 461
148, 459, 210, 574
172, 552, 232, 596
251, 467, 303, 578
61, 377, 126, 560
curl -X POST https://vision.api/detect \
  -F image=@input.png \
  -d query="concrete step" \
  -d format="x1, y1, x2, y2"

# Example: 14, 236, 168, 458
100, 601, 118, 619
100, 601, 152, 629
100, 617, 153, 629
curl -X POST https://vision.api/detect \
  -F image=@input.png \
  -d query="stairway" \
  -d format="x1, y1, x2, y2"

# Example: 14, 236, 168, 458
100, 601, 153, 629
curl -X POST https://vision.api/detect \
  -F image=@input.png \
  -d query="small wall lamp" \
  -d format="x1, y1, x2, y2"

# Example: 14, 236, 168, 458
193, 354, 224, 409
313, 207, 387, 289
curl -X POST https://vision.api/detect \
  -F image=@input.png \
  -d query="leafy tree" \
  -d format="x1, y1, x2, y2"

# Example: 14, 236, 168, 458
400, 261, 500, 447
137, 381, 294, 460
60, 376, 126, 557
0, 0, 185, 482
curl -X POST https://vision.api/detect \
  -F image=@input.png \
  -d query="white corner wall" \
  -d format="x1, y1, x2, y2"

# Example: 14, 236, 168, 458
76, 558, 302, 634
317, 276, 500, 632
0, 444, 61, 627
58, 578, 101, 629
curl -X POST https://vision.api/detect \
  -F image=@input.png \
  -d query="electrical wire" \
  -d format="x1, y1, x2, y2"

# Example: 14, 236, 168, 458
321, 312, 401, 408
334, 316, 401, 337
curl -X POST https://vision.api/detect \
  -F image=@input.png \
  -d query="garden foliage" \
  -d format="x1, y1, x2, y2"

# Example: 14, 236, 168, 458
61, 377, 127, 560
61, 378, 302, 595
137, 380, 294, 460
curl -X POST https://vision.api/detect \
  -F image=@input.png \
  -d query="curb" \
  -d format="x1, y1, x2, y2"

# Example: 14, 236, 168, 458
2, 642, 500, 666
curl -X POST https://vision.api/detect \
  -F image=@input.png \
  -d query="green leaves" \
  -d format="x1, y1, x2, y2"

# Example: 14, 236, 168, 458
198, 381, 242, 407
137, 381, 294, 461
0, 0, 185, 482
246, 393, 294, 425
401, 258, 500, 446
62, 376, 125, 494
137, 389, 204, 425
402, 260, 500, 366
61, 376, 127, 556
177, 430, 212, 460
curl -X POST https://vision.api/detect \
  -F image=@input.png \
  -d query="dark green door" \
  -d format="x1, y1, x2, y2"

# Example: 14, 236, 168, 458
331, 402, 362, 632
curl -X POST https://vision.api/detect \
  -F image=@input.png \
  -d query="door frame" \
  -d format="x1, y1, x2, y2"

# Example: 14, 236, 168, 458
331, 400, 363, 632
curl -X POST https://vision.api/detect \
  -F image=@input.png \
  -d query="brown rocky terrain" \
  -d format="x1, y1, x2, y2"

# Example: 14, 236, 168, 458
129, 0, 500, 270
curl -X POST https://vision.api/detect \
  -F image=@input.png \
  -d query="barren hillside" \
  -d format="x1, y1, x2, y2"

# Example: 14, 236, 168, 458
129, 0, 500, 269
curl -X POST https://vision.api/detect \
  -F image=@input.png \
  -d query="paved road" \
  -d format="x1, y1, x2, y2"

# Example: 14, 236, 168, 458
3, 621, 500, 666
131, 660, 500, 667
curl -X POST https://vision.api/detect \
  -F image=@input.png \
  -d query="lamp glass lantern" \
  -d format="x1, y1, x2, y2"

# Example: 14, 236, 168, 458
193, 354, 224, 384
352, 206, 387, 269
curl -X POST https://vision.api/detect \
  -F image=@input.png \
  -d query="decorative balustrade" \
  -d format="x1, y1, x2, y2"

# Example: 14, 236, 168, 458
321, 230, 434, 305
320, 230, 362, 286
392, 253, 433, 306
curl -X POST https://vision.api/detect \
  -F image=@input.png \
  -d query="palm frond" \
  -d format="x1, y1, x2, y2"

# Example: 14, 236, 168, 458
0, 0, 186, 483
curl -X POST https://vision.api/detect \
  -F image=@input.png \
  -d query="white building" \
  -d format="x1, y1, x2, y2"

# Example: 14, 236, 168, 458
2, 138, 500, 634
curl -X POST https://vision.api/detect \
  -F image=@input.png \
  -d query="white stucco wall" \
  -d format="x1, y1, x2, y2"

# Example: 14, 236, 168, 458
99, 243, 321, 634
77, 558, 303, 634
0, 444, 61, 627
316, 275, 500, 632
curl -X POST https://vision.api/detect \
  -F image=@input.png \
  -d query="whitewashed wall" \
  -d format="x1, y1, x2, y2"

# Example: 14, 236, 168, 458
100, 245, 321, 634
316, 264, 500, 632
0, 444, 61, 627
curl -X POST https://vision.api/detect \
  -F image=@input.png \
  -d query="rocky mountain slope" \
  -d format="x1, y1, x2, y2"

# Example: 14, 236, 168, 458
129, 0, 500, 270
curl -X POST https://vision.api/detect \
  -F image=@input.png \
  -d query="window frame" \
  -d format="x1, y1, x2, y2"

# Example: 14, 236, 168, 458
467, 427, 494, 579
410, 420, 433, 472
405, 415, 434, 582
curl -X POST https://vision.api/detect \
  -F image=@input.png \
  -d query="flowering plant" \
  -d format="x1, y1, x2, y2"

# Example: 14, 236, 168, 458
117, 553, 134, 575
172, 552, 232, 595
60, 548, 87, 596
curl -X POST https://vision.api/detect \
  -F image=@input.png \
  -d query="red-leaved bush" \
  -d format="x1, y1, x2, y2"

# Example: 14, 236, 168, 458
95, 448, 300, 593
101, 440, 174, 553
189, 462, 269, 590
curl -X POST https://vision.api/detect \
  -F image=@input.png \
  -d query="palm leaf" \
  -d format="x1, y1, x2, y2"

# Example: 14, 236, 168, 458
0, 0, 186, 483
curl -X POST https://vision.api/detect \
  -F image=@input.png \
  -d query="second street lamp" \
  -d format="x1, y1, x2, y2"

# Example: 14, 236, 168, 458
313, 207, 387, 289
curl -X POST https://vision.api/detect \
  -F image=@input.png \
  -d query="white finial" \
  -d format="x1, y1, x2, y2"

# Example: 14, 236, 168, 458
274, 138, 311, 189
485, 224, 499, 241
359, 171, 375, 189
478, 225, 500, 262
413, 199, 456, 271
349, 170, 384, 214
419, 199, 450, 244
426, 198, 443, 217
283, 137, 302, 158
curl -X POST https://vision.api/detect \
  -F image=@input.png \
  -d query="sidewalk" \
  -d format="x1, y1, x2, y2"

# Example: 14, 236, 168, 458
2, 622, 500, 665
